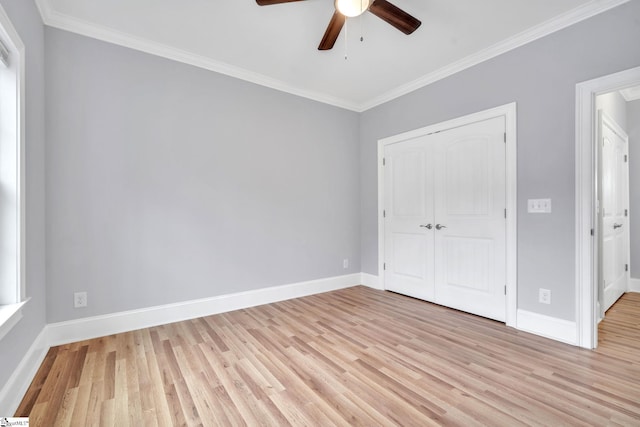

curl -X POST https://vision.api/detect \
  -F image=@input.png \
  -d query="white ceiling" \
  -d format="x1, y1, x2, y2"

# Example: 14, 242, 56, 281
36, 0, 629, 111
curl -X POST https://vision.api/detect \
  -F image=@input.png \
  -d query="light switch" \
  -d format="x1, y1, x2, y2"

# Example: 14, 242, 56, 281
528, 199, 552, 213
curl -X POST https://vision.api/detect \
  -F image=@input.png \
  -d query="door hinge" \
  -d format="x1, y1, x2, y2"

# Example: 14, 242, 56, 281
383, 157, 386, 166
625, 264, 629, 272
504, 208, 507, 219
383, 210, 386, 218
624, 154, 628, 163
504, 285, 507, 295
591, 228, 594, 236
503, 132, 506, 143
383, 263, 386, 270
625, 209, 628, 217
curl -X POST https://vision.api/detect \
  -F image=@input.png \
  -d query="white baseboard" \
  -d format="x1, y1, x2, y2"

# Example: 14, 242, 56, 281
46, 273, 361, 347
360, 273, 382, 290
629, 278, 640, 293
0, 327, 49, 415
516, 309, 577, 345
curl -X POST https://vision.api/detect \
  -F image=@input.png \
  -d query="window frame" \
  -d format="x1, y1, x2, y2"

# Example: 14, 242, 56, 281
0, 3, 27, 342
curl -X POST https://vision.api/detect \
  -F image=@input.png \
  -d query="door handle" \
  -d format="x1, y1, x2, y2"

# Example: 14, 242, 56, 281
435, 224, 447, 230
419, 224, 433, 229
613, 223, 623, 229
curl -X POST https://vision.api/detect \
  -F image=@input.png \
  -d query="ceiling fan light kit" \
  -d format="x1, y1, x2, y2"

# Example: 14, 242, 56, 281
256, 0, 421, 51
335, 0, 371, 17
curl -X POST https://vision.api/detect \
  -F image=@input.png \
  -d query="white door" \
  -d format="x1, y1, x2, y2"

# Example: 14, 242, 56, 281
383, 137, 435, 301
599, 112, 629, 313
433, 117, 507, 321
384, 117, 506, 321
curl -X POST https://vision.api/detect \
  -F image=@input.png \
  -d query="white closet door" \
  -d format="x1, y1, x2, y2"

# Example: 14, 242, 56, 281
432, 116, 507, 322
383, 137, 435, 301
383, 116, 507, 322
600, 113, 629, 313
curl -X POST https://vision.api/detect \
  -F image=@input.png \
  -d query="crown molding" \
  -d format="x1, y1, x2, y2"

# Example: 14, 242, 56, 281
361, 0, 631, 111
36, 0, 629, 113
34, 0, 361, 112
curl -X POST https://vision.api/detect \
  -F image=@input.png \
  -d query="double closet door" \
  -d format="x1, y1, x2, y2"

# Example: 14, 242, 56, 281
383, 116, 507, 322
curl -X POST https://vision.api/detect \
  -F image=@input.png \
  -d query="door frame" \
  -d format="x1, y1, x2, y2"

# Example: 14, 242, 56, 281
575, 65, 640, 349
377, 103, 518, 328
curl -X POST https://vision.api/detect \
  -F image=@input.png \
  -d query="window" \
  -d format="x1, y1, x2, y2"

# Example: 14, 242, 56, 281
0, 4, 26, 341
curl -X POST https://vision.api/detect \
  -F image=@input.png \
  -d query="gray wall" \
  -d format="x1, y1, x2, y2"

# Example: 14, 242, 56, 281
0, 0, 46, 391
45, 28, 360, 322
360, 0, 640, 321
629, 99, 640, 279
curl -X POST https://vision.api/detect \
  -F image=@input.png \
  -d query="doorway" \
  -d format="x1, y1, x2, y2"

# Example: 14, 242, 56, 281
377, 103, 517, 327
575, 65, 640, 349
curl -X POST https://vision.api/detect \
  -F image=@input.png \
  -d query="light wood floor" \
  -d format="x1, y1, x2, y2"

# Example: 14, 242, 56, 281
16, 286, 640, 426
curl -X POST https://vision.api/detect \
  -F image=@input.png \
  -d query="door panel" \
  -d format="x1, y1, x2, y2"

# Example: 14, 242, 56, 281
384, 139, 435, 302
443, 237, 492, 292
600, 113, 629, 313
444, 138, 491, 216
392, 232, 428, 279
434, 116, 506, 322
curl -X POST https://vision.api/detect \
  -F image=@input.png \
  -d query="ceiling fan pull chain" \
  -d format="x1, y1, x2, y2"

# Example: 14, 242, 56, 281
360, 9, 365, 42
360, 0, 365, 42
344, 18, 349, 60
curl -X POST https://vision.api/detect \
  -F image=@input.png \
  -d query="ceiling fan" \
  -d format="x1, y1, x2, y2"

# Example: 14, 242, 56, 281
256, 0, 421, 51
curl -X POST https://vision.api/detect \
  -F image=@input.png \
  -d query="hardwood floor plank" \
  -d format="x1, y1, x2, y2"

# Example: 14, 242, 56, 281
69, 383, 91, 426
15, 287, 640, 425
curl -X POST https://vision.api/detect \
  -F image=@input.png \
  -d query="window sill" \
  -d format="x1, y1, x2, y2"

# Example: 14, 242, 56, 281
0, 298, 29, 341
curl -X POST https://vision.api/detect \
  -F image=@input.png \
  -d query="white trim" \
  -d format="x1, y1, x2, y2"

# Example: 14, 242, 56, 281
0, 299, 28, 342
362, 0, 630, 111
505, 106, 518, 327
35, 0, 629, 112
34, 0, 360, 112
0, 0, 26, 302
46, 274, 361, 346
629, 278, 640, 293
0, 1, 27, 337
360, 273, 382, 290
377, 103, 518, 328
516, 309, 577, 345
575, 65, 640, 349
0, 327, 49, 415
377, 138, 386, 290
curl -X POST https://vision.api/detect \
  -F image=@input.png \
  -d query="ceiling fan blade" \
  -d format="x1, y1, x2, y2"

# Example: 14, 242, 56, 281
369, 0, 421, 35
256, 0, 304, 5
318, 12, 346, 51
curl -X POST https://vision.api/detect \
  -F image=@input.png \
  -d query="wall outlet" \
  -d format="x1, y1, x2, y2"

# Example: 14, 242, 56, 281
343, 258, 349, 269
74, 291, 87, 308
539, 288, 551, 305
